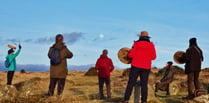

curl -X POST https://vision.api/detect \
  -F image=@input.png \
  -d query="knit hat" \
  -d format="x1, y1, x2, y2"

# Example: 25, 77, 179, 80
8, 49, 14, 54
56, 34, 64, 43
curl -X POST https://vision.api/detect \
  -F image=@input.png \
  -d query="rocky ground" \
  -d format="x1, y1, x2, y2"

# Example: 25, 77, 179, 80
0, 67, 208, 103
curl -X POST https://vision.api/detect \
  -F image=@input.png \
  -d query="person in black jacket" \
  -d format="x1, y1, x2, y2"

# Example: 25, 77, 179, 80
155, 61, 175, 96
182, 38, 203, 100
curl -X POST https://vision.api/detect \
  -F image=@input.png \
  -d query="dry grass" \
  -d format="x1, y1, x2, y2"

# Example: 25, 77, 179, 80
0, 68, 208, 103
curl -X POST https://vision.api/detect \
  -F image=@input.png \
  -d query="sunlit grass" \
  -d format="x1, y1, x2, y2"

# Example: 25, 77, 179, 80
0, 67, 208, 103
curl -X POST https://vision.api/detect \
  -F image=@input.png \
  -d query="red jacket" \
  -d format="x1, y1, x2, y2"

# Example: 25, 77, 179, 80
128, 41, 156, 69
95, 54, 114, 78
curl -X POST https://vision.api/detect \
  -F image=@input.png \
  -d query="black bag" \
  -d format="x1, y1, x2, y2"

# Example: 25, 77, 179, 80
184, 64, 190, 74
4, 58, 11, 68
4, 57, 15, 68
50, 48, 61, 65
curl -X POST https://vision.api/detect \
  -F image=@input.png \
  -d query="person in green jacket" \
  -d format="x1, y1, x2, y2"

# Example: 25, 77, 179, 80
6, 44, 21, 85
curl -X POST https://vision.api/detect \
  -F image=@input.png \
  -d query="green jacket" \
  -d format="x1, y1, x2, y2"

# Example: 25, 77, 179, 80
48, 42, 73, 78
6, 49, 21, 71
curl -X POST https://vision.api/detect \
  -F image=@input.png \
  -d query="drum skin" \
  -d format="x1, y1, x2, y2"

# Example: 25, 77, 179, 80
118, 47, 132, 64
8, 44, 16, 49
173, 51, 186, 64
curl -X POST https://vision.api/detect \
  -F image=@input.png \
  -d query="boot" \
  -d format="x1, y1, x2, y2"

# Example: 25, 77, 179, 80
182, 95, 194, 100
123, 100, 128, 103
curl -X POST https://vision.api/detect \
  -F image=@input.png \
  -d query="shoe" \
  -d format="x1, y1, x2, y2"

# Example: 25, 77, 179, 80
100, 96, 104, 100
107, 96, 111, 99
123, 100, 128, 103
182, 95, 194, 100
56, 95, 62, 102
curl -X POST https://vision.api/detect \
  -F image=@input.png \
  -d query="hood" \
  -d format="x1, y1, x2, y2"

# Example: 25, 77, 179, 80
100, 54, 108, 59
52, 42, 65, 50
135, 41, 154, 49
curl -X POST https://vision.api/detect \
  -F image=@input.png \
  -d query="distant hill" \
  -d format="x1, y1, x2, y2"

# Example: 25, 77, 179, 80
68, 64, 95, 71
0, 62, 94, 72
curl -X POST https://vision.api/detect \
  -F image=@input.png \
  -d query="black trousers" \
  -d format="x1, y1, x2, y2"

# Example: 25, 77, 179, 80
124, 67, 150, 102
7, 71, 15, 85
187, 72, 200, 96
99, 78, 111, 99
48, 78, 66, 96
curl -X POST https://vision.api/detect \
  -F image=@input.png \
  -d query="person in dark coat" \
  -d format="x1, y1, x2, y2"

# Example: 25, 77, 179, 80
47, 34, 73, 97
95, 49, 114, 99
155, 61, 175, 96
123, 31, 156, 103
182, 38, 203, 100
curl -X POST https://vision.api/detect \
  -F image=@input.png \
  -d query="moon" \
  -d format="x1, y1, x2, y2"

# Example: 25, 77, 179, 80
100, 34, 104, 38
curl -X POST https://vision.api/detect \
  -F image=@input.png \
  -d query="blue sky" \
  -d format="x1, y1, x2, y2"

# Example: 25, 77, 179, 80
0, 0, 209, 69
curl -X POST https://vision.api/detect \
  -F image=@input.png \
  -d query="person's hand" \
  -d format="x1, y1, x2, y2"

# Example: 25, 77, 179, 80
19, 44, 22, 49
63, 43, 66, 47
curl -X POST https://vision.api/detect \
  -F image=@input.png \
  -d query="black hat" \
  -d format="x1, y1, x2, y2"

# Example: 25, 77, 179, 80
8, 49, 14, 54
167, 61, 173, 65
189, 38, 197, 47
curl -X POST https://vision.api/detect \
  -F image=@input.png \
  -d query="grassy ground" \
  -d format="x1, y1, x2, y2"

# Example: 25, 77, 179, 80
0, 69, 208, 103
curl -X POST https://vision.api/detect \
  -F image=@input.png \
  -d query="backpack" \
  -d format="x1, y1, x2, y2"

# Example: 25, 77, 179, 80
50, 48, 61, 65
4, 58, 11, 68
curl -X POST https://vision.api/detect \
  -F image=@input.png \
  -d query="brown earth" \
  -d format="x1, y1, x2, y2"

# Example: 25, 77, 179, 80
0, 67, 208, 103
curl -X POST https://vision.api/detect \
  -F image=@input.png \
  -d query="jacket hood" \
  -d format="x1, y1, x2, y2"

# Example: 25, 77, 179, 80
100, 54, 108, 59
52, 42, 65, 50
135, 41, 154, 49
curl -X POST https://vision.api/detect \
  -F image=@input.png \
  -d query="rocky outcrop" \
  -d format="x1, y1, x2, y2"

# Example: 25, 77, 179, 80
193, 94, 209, 103
84, 67, 98, 76
0, 84, 17, 101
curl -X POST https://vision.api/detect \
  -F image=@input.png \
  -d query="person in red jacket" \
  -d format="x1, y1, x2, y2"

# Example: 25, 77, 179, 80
123, 31, 156, 103
95, 49, 114, 99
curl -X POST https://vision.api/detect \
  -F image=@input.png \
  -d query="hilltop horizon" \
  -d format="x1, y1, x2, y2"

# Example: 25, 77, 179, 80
0, 61, 208, 72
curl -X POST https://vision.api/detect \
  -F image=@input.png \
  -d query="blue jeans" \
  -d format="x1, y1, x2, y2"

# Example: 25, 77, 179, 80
124, 66, 150, 102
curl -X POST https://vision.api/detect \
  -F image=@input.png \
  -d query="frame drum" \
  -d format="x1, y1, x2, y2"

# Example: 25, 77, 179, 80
173, 51, 186, 64
118, 47, 132, 64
